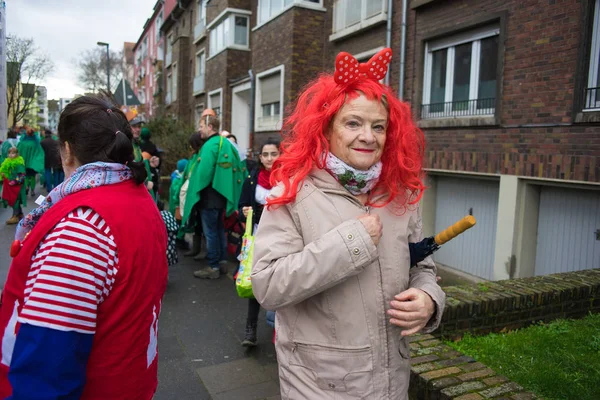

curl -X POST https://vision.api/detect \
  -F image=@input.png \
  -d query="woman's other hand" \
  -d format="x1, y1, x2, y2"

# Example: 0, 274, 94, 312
357, 214, 383, 246
242, 206, 252, 217
387, 288, 435, 336
146, 181, 154, 191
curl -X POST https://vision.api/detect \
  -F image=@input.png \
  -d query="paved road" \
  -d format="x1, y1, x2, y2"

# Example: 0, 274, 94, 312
0, 205, 280, 400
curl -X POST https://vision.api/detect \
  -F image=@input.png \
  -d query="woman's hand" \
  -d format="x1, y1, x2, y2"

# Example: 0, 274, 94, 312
242, 206, 252, 217
146, 181, 154, 191
149, 156, 160, 168
387, 288, 435, 336
357, 214, 383, 246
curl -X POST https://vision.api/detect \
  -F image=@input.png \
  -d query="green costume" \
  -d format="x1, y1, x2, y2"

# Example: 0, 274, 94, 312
182, 135, 245, 225
169, 171, 185, 216
17, 136, 45, 193
133, 140, 143, 162
0, 155, 27, 211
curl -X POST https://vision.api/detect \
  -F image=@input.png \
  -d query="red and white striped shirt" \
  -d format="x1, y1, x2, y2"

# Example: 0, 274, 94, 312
18, 207, 118, 334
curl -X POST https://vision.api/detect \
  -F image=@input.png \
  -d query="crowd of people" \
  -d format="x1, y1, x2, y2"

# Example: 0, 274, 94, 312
0, 47, 445, 399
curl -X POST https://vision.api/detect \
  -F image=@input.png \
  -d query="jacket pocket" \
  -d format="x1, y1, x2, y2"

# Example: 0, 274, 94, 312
289, 342, 374, 399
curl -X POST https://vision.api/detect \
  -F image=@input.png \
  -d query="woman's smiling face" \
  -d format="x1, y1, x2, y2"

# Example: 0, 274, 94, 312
327, 93, 388, 170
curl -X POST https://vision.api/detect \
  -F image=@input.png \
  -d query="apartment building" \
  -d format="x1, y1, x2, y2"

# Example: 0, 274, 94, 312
133, 0, 176, 120
36, 86, 48, 129
133, 0, 600, 280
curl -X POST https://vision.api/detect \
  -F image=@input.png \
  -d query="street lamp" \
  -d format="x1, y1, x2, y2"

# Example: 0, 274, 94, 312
97, 41, 110, 92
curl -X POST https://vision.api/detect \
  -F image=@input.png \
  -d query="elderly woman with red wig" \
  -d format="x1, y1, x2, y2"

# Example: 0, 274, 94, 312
250, 48, 445, 399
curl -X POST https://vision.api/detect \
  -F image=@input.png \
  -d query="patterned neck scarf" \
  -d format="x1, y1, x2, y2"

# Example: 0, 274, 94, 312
325, 153, 382, 195
15, 162, 132, 242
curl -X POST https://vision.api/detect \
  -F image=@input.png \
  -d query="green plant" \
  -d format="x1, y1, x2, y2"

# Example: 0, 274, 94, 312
446, 313, 600, 400
145, 117, 195, 177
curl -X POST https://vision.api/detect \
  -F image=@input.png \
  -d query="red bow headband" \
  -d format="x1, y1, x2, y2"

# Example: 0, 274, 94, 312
334, 48, 393, 85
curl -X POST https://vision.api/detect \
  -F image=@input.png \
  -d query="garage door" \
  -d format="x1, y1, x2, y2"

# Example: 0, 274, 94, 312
434, 176, 499, 280
535, 187, 600, 276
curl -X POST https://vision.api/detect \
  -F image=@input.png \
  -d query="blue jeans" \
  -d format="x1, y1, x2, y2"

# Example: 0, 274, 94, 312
200, 208, 227, 270
45, 168, 65, 191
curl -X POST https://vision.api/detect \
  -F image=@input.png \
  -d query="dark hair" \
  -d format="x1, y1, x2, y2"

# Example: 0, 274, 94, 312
226, 134, 237, 143
203, 115, 220, 132
188, 133, 204, 152
6, 130, 16, 139
44, 129, 53, 137
261, 138, 280, 153
57, 91, 147, 184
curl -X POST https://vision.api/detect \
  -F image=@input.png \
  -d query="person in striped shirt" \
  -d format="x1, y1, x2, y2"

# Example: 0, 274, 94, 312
0, 91, 168, 399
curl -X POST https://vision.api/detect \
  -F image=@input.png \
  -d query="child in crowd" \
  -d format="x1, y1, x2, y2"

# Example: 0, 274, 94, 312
170, 158, 188, 249
0, 147, 27, 225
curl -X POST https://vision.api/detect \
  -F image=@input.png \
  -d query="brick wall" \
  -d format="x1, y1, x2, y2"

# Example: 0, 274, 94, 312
403, 0, 600, 183
406, 268, 600, 399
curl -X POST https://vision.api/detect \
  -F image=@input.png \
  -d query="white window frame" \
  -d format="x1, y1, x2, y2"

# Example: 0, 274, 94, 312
195, 103, 205, 129
255, 64, 285, 132
194, 0, 208, 43
166, 72, 172, 105
166, 33, 173, 66
172, 63, 178, 102
255, 0, 325, 30
207, 9, 251, 58
585, 0, 600, 111
208, 88, 223, 118
330, 0, 387, 41
156, 11, 163, 43
194, 50, 206, 96
421, 25, 500, 119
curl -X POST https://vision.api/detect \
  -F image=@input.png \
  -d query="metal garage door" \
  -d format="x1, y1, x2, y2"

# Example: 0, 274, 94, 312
434, 176, 499, 280
535, 187, 600, 275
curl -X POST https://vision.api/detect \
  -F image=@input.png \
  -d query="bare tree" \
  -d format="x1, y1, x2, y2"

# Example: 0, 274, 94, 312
75, 48, 123, 93
6, 35, 54, 127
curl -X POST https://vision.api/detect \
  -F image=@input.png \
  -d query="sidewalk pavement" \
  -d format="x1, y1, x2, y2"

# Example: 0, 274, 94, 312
155, 249, 281, 400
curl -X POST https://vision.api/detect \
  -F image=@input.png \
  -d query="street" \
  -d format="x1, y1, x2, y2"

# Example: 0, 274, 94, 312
0, 205, 281, 400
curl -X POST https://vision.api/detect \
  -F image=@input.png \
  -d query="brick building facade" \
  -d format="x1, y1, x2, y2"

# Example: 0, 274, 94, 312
133, 0, 600, 281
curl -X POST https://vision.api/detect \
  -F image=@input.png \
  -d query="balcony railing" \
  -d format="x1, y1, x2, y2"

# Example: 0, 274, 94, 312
257, 115, 282, 131
194, 21, 206, 42
193, 75, 205, 94
421, 98, 496, 119
166, 50, 172, 67
583, 87, 600, 111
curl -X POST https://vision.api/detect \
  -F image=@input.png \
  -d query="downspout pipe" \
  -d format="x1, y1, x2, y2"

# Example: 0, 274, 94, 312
248, 69, 255, 152
384, 0, 393, 86
398, 0, 408, 100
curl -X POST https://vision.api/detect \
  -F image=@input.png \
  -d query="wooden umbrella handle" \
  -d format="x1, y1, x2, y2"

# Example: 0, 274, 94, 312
434, 216, 476, 245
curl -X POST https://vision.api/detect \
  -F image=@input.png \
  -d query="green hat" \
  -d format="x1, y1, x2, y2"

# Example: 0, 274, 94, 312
141, 127, 151, 140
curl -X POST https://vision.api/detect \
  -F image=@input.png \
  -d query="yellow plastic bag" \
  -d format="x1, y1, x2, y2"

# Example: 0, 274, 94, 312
236, 209, 254, 298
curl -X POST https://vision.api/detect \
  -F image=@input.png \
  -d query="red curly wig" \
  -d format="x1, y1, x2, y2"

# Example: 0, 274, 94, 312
268, 72, 426, 210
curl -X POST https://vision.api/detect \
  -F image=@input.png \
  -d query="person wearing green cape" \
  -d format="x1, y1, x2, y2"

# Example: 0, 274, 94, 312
129, 116, 156, 203
183, 115, 245, 279
0, 146, 26, 224
17, 128, 45, 197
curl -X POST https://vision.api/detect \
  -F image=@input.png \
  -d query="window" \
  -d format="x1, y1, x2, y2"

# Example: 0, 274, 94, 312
333, 0, 385, 34
142, 37, 148, 59
209, 14, 249, 56
195, 1, 207, 41
194, 51, 206, 94
195, 104, 205, 129
422, 25, 499, 119
172, 63, 178, 102
208, 89, 222, 117
156, 11, 163, 42
256, 65, 284, 131
166, 73, 172, 105
585, 0, 600, 110
258, 0, 321, 25
166, 33, 173, 66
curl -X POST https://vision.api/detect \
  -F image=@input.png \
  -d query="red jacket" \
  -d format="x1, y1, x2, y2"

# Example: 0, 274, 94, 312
0, 180, 167, 399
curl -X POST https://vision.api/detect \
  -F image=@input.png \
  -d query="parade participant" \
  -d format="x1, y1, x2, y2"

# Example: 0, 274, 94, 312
0, 92, 167, 399
181, 133, 204, 257
140, 126, 159, 157
40, 129, 64, 192
0, 147, 26, 224
251, 48, 445, 399
130, 116, 144, 162
238, 139, 280, 347
1, 130, 19, 161
183, 115, 244, 279
17, 127, 44, 197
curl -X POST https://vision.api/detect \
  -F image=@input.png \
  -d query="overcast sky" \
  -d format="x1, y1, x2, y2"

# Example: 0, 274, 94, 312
7, 0, 156, 100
